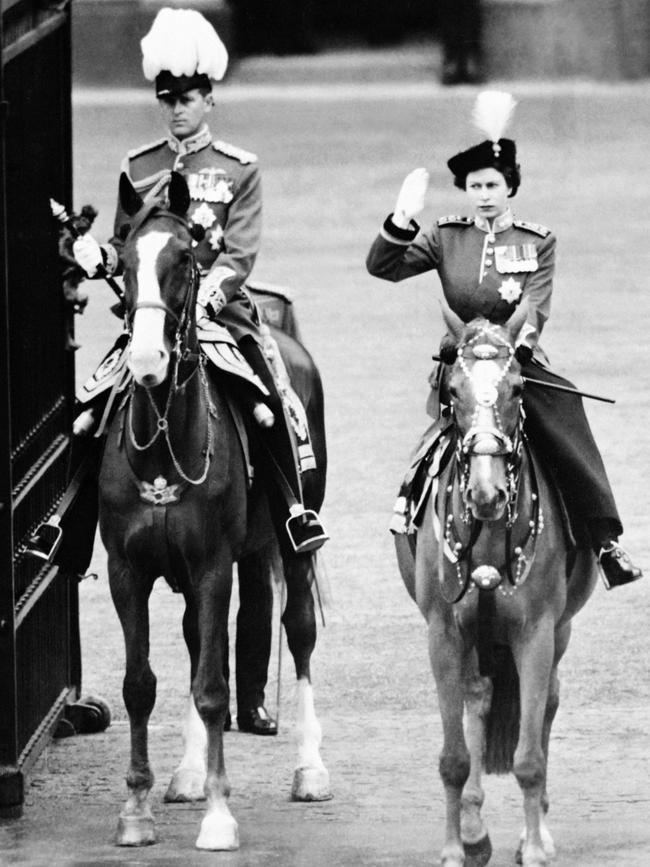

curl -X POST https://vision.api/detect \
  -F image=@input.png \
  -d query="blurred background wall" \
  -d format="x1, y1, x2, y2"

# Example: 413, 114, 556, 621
72, 0, 650, 85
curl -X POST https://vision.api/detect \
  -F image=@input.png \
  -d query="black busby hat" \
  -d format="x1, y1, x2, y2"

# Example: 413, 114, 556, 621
447, 92, 521, 195
447, 137, 517, 178
141, 8, 228, 97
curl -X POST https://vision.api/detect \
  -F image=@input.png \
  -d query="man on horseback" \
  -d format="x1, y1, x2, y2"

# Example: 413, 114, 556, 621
366, 90, 642, 590
72, 8, 325, 557
64, 8, 327, 735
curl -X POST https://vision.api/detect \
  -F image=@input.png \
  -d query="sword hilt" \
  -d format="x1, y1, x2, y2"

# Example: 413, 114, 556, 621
50, 198, 124, 302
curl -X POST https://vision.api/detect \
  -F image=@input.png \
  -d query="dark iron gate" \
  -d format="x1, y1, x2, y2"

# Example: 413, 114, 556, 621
0, 0, 78, 817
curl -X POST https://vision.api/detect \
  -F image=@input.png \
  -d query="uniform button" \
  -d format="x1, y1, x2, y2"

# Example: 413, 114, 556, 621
176, 162, 184, 169
486, 247, 494, 255
485, 259, 493, 267
487, 234, 495, 242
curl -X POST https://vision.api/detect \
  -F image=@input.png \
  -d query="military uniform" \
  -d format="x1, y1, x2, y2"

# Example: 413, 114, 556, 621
110, 124, 263, 343
366, 208, 622, 544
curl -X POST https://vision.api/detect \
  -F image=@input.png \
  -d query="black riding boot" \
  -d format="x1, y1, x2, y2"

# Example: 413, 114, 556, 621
238, 337, 328, 554
521, 361, 642, 590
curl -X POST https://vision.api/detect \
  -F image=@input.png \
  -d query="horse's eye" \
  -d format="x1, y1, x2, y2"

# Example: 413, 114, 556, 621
448, 386, 458, 400
512, 383, 523, 398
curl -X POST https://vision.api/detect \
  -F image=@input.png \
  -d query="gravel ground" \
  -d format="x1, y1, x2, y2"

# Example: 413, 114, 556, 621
2, 51, 650, 866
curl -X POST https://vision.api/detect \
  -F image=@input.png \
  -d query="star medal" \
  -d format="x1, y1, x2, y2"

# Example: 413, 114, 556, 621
191, 202, 216, 229
208, 225, 224, 250
498, 277, 522, 303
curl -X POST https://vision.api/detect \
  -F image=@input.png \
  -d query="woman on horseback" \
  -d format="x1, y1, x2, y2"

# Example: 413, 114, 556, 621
366, 90, 641, 590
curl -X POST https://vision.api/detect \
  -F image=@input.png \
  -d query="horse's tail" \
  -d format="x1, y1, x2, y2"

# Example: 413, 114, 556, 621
484, 645, 520, 774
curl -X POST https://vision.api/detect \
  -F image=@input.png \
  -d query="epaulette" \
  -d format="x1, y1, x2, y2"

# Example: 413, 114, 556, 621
126, 138, 167, 160
513, 219, 551, 238
437, 215, 473, 227
213, 139, 258, 165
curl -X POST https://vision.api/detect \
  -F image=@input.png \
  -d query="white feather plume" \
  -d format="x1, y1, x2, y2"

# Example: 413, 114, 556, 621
472, 91, 517, 143
141, 8, 228, 82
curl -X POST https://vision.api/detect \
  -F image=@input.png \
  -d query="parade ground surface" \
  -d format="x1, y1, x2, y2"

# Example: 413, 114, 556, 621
2, 44, 650, 866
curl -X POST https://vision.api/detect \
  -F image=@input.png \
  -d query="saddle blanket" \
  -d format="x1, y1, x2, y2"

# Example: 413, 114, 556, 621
77, 324, 268, 404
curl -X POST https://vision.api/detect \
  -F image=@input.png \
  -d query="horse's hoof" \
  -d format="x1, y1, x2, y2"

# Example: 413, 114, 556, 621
464, 833, 492, 866
164, 769, 206, 802
291, 766, 332, 801
441, 845, 465, 867
195, 811, 239, 850
116, 813, 156, 846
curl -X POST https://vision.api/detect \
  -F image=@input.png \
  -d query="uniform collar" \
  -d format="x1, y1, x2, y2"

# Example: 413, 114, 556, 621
474, 209, 514, 234
167, 124, 212, 155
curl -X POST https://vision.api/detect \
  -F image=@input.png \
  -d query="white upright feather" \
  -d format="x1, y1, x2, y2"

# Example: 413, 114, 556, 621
472, 91, 517, 143
141, 7, 228, 82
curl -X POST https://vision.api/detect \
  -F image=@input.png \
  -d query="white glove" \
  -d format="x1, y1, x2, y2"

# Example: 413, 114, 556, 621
393, 168, 430, 227
72, 233, 103, 277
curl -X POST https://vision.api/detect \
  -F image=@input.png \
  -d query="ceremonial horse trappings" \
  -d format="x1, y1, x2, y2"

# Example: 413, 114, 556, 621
395, 305, 598, 867
98, 172, 329, 851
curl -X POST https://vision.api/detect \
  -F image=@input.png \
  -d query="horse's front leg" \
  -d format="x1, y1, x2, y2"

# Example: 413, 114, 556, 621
429, 617, 471, 867
165, 602, 208, 803
282, 552, 331, 802
461, 659, 493, 866
193, 553, 238, 851
109, 559, 157, 846
512, 616, 556, 867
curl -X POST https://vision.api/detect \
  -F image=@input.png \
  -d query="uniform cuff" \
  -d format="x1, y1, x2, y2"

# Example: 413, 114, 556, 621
100, 243, 119, 275
380, 213, 420, 245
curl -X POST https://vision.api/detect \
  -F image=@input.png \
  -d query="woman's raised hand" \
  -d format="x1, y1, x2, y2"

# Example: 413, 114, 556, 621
393, 168, 430, 227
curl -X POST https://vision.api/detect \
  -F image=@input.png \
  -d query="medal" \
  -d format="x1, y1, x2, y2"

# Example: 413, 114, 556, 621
498, 277, 522, 303
191, 201, 216, 228
495, 244, 538, 273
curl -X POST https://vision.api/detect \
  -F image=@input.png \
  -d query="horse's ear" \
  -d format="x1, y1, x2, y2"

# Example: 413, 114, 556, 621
119, 173, 144, 217
439, 297, 465, 342
168, 171, 191, 217
505, 301, 529, 344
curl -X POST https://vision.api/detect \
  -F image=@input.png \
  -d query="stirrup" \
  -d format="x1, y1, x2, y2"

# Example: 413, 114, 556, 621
286, 505, 329, 554
26, 515, 63, 562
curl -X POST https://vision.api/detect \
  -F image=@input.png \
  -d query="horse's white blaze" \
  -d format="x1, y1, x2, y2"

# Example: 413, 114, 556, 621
295, 678, 325, 771
129, 231, 172, 385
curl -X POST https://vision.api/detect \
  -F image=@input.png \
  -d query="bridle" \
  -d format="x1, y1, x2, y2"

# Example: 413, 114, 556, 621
436, 322, 543, 603
119, 205, 215, 491
452, 322, 523, 528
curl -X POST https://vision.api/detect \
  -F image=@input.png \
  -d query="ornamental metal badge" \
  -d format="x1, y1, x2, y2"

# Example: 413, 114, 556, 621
139, 476, 180, 505
471, 564, 502, 590
498, 277, 522, 303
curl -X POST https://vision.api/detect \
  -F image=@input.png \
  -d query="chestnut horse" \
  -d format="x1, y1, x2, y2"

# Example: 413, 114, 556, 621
395, 307, 598, 866
98, 172, 329, 852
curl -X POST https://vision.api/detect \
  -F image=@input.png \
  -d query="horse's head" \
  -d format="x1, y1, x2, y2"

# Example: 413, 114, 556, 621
120, 172, 198, 387
443, 302, 527, 522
